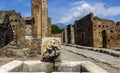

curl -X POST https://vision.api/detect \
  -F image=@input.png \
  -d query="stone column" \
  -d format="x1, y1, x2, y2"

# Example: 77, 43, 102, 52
71, 25, 75, 44
64, 29, 68, 44
15, 25, 20, 45
61, 32, 64, 43
15, 19, 26, 49
32, 0, 42, 39
47, 17, 52, 37
32, 0, 49, 39
41, 0, 48, 37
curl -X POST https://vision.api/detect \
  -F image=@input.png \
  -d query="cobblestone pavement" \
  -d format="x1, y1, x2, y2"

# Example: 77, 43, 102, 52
62, 45, 120, 73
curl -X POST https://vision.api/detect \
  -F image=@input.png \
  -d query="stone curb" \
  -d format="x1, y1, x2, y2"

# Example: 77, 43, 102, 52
63, 44, 120, 58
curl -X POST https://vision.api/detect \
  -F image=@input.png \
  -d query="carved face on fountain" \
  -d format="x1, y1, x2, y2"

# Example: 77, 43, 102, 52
41, 38, 61, 62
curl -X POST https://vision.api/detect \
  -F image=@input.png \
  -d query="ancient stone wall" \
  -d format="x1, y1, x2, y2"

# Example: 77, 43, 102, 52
74, 13, 93, 46
7, 10, 22, 26
102, 28, 119, 49
0, 11, 14, 48
116, 22, 120, 47
1, 10, 23, 45
73, 13, 118, 48
23, 17, 34, 36
92, 16, 116, 48
4, 10, 22, 35
18, 19, 26, 49
15, 19, 26, 48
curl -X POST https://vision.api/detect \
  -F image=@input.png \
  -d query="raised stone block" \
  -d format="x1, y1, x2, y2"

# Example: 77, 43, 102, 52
59, 61, 109, 73
23, 60, 54, 73
81, 61, 109, 73
0, 68, 8, 72
23, 60, 42, 72
0, 60, 22, 72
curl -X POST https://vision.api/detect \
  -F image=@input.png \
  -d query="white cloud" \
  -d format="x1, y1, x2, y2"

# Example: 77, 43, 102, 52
58, 0, 120, 24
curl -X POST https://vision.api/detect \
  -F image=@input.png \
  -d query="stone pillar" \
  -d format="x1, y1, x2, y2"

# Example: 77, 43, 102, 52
41, 0, 48, 37
15, 25, 20, 45
64, 29, 68, 44
32, 0, 42, 39
66, 25, 75, 44
19, 19, 26, 49
47, 17, 51, 37
15, 19, 26, 48
71, 25, 75, 44
32, 0, 49, 39
67, 25, 70, 44
61, 32, 64, 43
61, 31, 66, 43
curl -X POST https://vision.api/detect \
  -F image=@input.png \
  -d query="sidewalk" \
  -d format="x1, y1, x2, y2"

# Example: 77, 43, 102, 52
62, 45, 120, 70
64, 44, 120, 57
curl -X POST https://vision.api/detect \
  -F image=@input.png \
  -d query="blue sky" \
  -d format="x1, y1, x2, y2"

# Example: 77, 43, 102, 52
0, 0, 120, 25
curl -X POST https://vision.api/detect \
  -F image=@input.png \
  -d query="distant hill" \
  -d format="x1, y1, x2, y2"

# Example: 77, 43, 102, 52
54, 23, 67, 29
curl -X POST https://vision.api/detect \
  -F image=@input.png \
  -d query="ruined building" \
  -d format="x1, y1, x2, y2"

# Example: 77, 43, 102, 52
74, 13, 119, 48
62, 13, 120, 49
0, 0, 52, 49
0, 10, 26, 48
32, 0, 51, 39
0, 11, 14, 48
2, 10, 22, 34
1, 10, 24, 45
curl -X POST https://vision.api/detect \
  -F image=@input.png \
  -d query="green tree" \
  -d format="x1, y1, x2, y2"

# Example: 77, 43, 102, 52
51, 25, 64, 34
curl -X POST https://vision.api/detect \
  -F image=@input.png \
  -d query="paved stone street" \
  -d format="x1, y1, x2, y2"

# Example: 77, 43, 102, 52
62, 45, 120, 73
